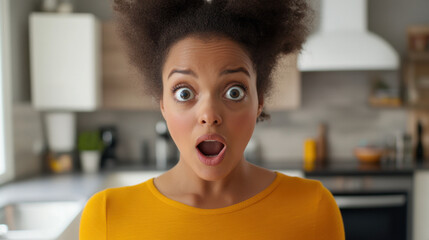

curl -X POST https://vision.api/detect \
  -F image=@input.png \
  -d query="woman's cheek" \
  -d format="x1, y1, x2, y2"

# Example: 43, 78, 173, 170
165, 109, 194, 149
227, 108, 256, 145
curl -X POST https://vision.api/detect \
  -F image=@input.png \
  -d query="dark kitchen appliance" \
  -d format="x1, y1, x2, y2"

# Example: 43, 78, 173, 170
307, 173, 413, 240
416, 120, 425, 164
155, 121, 177, 169
99, 126, 118, 169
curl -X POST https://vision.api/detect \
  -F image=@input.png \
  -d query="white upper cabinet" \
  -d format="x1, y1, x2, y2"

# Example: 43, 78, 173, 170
29, 13, 101, 111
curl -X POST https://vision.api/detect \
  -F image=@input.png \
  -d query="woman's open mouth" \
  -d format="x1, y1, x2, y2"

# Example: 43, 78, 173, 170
195, 134, 227, 166
197, 140, 224, 156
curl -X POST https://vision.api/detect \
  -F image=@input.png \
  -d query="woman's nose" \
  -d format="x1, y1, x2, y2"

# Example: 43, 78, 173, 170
198, 98, 222, 126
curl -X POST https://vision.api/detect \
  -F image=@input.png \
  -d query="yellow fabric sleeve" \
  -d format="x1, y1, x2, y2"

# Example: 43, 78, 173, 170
79, 190, 107, 240
315, 182, 345, 239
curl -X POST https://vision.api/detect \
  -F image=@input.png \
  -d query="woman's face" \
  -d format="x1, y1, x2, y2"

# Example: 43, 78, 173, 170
160, 36, 262, 181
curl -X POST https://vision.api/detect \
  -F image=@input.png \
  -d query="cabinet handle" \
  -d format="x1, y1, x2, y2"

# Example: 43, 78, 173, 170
335, 195, 406, 208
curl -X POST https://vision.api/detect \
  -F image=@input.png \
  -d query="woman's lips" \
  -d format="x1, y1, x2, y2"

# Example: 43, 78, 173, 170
196, 144, 226, 166
195, 133, 227, 166
195, 133, 226, 147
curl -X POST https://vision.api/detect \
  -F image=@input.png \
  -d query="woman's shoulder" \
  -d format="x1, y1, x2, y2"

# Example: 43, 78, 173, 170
275, 171, 328, 198
80, 179, 156, 238
276, 171, 322, 186
86, 178, 154, 205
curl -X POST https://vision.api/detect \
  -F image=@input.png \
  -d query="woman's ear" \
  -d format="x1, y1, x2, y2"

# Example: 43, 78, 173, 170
160, 98, 166, 119
257, 98, 264, 117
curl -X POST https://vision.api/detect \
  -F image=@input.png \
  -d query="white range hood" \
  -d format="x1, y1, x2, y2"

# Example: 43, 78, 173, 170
298, 0, 399, 71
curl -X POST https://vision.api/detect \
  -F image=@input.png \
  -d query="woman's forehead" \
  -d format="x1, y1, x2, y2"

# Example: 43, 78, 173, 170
163, 36, 255, 74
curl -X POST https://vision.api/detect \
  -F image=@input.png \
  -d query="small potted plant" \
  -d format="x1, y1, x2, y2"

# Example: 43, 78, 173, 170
78, 130, 104, 173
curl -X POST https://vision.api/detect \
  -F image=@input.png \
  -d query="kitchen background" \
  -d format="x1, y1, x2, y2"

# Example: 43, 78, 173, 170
1, 0, 429, 240
7, 0, 429, 179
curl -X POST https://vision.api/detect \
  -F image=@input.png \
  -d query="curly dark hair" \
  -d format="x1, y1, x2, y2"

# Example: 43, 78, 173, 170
113, 0, 312, 122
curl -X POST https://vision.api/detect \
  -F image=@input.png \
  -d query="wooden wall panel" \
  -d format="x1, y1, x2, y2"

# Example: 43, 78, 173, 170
267, 53, 300, 111
102, 21, 158, 110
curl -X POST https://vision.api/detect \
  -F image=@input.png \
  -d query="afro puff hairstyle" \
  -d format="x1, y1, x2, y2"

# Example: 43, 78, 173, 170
113, 0, 312, 122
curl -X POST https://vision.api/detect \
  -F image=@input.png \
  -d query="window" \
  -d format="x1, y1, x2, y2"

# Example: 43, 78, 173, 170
0, 18, 4, 175
0, 0, 14, 185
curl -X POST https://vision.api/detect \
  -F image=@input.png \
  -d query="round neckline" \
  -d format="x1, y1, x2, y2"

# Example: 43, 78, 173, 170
146, 171, 283, 215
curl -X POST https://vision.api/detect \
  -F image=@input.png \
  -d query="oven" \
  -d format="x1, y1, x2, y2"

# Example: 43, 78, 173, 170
306, 173, 413, 240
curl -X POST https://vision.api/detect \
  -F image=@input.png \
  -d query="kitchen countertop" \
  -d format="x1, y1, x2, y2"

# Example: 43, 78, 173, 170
0, 171, 107, 208
1, 159, 425, 215
2, 159, 429, 206
107, 159, 429, 176
263, 160, 429, 176
292, 161, 423, 176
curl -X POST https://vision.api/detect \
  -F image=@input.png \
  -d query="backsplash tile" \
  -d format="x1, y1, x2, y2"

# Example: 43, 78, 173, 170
254, 71, 407, 162
13, 103, 45, 179
77, 110, 164, 163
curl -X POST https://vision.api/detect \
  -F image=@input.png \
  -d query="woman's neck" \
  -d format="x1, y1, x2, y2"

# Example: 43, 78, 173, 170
153, 156, 276, 209
168, 157, 252, 198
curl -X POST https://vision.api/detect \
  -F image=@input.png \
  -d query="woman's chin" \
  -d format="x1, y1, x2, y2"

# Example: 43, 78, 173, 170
193, 159, 244, 182
192, 166, 228, 181
177, 153, 245, 181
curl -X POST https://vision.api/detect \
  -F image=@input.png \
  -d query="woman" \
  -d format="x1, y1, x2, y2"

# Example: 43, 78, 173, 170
80, 0, 345, 239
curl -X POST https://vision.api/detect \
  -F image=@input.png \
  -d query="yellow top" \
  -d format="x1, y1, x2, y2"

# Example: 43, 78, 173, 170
79, 171, 345, 240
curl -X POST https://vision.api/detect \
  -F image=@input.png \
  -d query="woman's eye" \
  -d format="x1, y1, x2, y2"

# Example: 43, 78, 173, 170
225, 86, 245, 101
174, 87, 194, 102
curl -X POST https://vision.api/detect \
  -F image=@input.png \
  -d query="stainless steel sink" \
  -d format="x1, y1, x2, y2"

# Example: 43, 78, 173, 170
0, 200, 84, 240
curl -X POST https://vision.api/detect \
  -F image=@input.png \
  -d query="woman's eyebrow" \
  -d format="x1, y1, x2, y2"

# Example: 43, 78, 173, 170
220, 67, 250, 77
168, 69, 197, 79
167, 67, 250, 79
